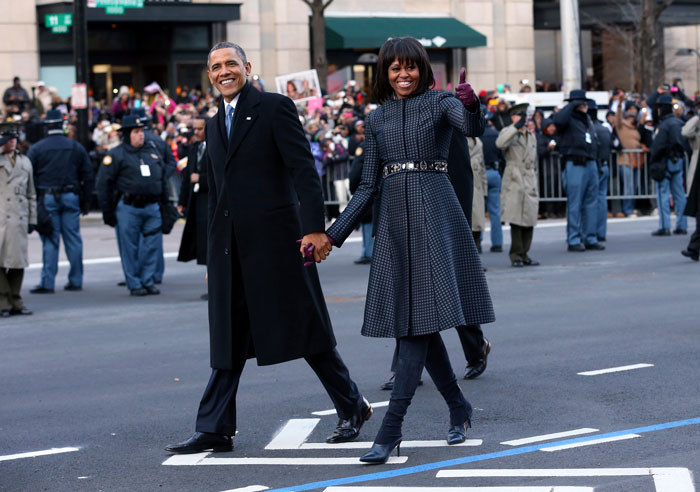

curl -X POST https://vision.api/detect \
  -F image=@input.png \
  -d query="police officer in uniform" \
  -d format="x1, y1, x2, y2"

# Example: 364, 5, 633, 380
96, 116, 169, 296
588, 101, 612, 242
649, 95, 689, 236
554, 89, 604, 252
27, 110, 93, 293
130, 107, 177, 284
481, 112, 504, 252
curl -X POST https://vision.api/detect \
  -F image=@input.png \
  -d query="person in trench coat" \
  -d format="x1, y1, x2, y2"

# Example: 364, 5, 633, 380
681, 101, 700, 195
165, 42, 370, 455
681, 131, 700, 261
468, 137, 487, 252
0, 128, 37, 316
496, 103, 540, 267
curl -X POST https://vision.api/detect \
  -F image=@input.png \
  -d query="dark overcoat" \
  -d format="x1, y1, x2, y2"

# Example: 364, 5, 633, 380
205, 83, 335, 368
177, 141, 209, 265
684, 158, 700, 218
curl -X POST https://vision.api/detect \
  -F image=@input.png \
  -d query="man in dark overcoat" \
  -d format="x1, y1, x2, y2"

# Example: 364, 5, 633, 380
165, 42, 371, 454
681, 157, 700, 261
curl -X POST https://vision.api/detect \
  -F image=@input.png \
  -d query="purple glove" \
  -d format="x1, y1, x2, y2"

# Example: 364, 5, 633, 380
297, 239, 316, 267
455, 68, 477, 110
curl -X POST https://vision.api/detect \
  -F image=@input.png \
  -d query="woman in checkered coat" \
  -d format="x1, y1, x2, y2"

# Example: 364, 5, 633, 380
325, 37, 495, 464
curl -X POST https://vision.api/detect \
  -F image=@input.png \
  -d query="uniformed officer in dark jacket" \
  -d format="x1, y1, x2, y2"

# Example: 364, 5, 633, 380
177, 116, 209, 298
649, 94, 688, 236
27, 110, 93, 293
554, 89, 604, 251
588, 101, 612, 242
96, 116, 169, 296
348, 142, 373, 264
130, 107, 177, 284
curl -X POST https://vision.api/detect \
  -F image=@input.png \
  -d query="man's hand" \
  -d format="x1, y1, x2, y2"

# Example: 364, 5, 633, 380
177, 204, 185, 216
190, 172, 200, 183
300, 232, 332, 263
103, 211, 117, 228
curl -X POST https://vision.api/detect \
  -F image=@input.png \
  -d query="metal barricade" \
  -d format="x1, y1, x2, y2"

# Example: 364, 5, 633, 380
321, 155, 354, 208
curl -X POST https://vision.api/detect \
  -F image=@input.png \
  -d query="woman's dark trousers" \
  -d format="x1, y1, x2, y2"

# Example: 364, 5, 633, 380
375, 332, 471, 444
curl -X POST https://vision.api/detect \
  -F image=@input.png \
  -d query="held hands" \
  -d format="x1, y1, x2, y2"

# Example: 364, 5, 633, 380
298, 233, 334, 266
455, 68, 477, 110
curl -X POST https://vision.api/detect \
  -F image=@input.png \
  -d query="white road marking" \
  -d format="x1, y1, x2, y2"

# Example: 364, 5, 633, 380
27, 252, 178, 270
500, 428, 599, 446
323, 487, 593, 491
313, 401, 389, 416
0, 447, 79, 462
300, 439, 482, 449
577, 363, 654, 376
220, 486, 269, 492
436, 468, 695, 492
265, 419, 319, 450
540, 433, 640, 451
162, 455, 408, 466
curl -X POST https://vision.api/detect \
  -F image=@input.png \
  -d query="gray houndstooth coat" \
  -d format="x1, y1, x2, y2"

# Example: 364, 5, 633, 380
327, 90, 495, 338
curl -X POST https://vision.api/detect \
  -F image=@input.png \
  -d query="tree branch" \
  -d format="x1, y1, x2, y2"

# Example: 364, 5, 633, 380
300, 0, 312, 8
653, 0, 675, 18
322, 0, 334, 12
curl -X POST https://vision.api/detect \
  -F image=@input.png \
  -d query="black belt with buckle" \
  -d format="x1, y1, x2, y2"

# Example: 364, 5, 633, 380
122, 193, 160, 208
383, 160, 448, 178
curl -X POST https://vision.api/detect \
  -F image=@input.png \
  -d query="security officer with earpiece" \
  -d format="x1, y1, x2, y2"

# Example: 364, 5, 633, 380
27, 110, 93, 294
96, 115, 169, 296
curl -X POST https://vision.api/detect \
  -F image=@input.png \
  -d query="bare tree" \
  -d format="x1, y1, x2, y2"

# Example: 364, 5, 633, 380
639, 0, 675, 94
301, 0, 334, 91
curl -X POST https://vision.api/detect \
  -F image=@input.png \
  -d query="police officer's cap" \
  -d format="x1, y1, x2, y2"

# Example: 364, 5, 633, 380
508, 102, 529, 116
658, 94, 674, 106
0, 122, 19, 146
565, 89, 594, 106
44, 109, 64, 125
129, 107, 150, 124
119, 115, 145, 131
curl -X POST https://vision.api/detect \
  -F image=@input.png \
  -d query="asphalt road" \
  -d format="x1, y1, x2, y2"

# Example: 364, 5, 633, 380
1, 215, 699, 492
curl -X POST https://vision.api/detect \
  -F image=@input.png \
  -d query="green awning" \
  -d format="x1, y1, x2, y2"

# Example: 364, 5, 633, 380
325, 17, 487, 50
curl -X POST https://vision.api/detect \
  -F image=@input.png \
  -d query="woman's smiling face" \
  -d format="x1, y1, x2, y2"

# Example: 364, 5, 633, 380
388, 58, 420, 99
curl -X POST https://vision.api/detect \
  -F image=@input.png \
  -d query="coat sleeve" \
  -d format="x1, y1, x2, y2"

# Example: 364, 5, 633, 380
271, 96, 326, 236
178, 149, 192, 208
682, 115, 700, 140
76, 142, 95, 202
206, 150, 217, 232
650, 123, 668, 163
553, 103, 574, 131
326, 112, 380, 246
438, 93, 484, 138
95, 152, 119, 214
496, 124, 519, 150
26, 160, 37, 226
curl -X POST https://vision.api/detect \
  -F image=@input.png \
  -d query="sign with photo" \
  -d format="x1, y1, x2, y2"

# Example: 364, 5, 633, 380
275, 69, 321, 103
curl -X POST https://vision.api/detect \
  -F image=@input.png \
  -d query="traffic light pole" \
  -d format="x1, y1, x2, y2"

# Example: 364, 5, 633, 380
73, 0, 89, 147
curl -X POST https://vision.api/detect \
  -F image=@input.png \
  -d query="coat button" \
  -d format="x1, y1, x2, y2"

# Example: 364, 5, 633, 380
223, 210, 229, 217
224, 248, 229, 255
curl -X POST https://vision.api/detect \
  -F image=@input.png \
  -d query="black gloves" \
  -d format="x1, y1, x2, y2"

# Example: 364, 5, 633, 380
514, 112, 527, 129
80, 202, 89, 216
28, 224, 36, 234
103, 211, 117, 227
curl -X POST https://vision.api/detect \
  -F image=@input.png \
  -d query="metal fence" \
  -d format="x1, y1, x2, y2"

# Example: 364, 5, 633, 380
320, 150, 690, 208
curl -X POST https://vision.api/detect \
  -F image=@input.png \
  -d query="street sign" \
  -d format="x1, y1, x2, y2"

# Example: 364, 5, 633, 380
96, 0, 144, 7
71, 84, 88, 110
44, 13, 72, 34
105, 6, 125, 14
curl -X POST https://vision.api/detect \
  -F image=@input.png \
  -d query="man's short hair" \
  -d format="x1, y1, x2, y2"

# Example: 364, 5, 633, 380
207, 42, 247, 68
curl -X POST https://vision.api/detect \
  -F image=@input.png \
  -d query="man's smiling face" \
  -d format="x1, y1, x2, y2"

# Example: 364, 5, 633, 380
208, 47, 251, 102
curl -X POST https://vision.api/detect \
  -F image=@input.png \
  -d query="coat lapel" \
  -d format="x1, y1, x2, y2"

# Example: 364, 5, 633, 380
225, 83, 260, 167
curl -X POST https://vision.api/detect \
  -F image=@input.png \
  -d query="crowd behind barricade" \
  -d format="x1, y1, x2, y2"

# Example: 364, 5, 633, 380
2, 72, 700, 315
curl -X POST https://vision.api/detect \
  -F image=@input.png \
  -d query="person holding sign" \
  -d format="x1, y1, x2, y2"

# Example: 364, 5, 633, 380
321, 37, 495, 464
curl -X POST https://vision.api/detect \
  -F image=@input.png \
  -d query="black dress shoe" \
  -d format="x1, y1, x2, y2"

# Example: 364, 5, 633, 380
585, 242, 605, 250
447, 421, 471, 445
380, 374, 423, 391
145, 285, 160, 295
651, 228, 671, 236
130, 288, 148, 296
200, 293, 208, 301
511, 260, 524, 267
490, 245, 503, 253
567, 244, 585, 252
673, 229, 688, 235
523, 257, 540, 266
154, 279, 162, 285
597, 236, 606, 242
165, 432, 233, 454
117, 281, 126, 287
30, 286, 54, 294
64, 283, 82, 291
464, 339, 491, 380
10, 307, 32, 315
681, 249, 699, 261
353, 257, 372, 265
1, 310, 11, 318
359, 437, 402, 464
326, 398, 373, 443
